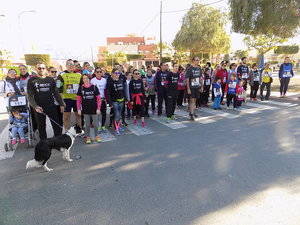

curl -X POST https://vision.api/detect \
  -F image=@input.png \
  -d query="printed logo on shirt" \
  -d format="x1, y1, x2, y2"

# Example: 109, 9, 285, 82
114, 82, 123, 91
34, 82, 51, 92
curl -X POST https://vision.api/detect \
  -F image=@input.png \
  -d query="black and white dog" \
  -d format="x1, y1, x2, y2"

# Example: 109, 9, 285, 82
26, 128, 78, 172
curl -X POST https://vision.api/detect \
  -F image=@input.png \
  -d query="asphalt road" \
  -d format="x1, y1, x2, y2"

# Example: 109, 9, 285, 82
1, 95, 300, 225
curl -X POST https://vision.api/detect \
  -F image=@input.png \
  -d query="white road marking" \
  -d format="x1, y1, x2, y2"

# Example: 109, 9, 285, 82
126, 124, 153, 136
151, 116, 187, 129
245, 102, 278, 110
261, 100, 298, 107
198, 107, 240, 119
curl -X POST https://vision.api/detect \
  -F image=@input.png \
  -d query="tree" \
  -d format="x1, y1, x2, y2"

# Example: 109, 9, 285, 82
0, 49, 11, 67
173, 51, 190, 65
103, 51, 127, 66
234, 50, 249, 59
274, 45, 300, 54
172, 3, 231, 56
243, 34, 287, 54
229, 0, 300, 39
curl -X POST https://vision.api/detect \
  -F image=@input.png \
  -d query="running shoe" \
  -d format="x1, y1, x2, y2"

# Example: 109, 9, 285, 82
11, 139, 17, 145
133, 120, 138, 126
171, 115, 176, 120
119, 126, 125, 132
189, 114, 195, 121
193, 114, 198, 118
95, 136, 102, 143
142, 122, 146, 127
85, 137, 92, 144
101, 126, 107, 131
20, 138, 26, 144
122, 121, 128, 126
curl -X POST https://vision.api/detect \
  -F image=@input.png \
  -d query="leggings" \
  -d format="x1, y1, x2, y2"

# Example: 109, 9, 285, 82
250, 81, 260, 98
226, 93, 237, 108
98, 99, 107, 127
145, 94, 156, 115
177, 90, 185, 106
83, 114, 98, 137
280, 77, 290, 95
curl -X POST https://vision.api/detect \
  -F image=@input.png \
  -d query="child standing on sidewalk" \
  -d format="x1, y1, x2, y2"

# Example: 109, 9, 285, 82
9, 109, 29, 145
77, 75, 101, 144
236, 80, 246, 109
212, 78, 222, 110
225, 73, 238, 110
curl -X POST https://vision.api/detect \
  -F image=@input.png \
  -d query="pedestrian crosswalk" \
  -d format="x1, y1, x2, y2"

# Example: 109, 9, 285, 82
1, 98, 298, 160
95, 99, 299, 142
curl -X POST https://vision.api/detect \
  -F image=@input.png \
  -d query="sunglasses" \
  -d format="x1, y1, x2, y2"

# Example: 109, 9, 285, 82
114, 72, 121, 75
95, 71, 103, 73
38, 67, 46, 70
51, 71, 57, 73
134, 72, 140, 75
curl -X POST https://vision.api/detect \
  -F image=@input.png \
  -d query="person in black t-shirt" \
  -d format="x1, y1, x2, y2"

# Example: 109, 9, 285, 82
166, 64, 180, 120
129, 70, 146, 127
155, 63, 171, 116
185, 57, 203, 121
77, 75, 101, 144
106, 69, 127, 135
27, 64, 65, 140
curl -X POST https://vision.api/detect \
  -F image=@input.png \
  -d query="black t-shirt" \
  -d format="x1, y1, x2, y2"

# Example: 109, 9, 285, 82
27, 76, 58, 107
185, 66, 202, 89
166, 72, 179, 91
77, 85, 100, 114
155, 70, 170, 89
107, 79, 126, 105
129, 79, 145, 101
237, 64, 250, 79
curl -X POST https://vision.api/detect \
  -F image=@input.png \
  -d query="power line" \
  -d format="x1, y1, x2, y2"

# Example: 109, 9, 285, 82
140, 12, 160, 34
162, 0, 226, 14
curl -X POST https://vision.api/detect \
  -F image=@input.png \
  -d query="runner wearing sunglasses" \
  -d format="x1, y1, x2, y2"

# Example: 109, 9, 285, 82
106, 68, 127, 135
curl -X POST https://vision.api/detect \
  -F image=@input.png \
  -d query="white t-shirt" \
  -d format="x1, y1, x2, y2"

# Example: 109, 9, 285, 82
90, 77, 107, 98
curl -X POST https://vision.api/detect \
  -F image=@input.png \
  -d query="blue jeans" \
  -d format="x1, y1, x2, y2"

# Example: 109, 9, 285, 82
112, 101, 124, 122
213, 96, 221, 109
11, 126, 25, 139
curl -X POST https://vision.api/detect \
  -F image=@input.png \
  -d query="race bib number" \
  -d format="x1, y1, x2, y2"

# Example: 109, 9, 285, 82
228, 83, 236, 89
10, 96, 27, 106
191, 78, 200, 87
66, 84, 79, 94
283, 72, 292, 78
253, 76, 260, 81
242, 73, 248, 79
205, 79, 211, 86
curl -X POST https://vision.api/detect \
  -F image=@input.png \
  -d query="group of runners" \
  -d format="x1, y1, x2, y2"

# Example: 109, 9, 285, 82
0, 56, 295, 144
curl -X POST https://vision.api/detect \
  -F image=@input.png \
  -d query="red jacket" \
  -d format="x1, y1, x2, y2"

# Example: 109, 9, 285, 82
215, 69, 228, 84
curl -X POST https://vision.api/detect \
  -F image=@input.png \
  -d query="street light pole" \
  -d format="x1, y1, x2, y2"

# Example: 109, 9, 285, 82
18, 10, 36, 54
159, 0, 163, 64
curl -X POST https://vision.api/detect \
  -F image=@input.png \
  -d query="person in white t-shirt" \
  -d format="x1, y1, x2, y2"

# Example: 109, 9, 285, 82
91, 67, 107, 131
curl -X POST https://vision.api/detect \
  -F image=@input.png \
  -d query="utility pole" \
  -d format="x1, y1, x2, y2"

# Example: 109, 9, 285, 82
159, 0, 163, 64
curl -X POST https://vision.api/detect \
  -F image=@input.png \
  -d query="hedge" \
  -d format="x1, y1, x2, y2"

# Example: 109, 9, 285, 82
24, 54, 50, 66
126, 54, 144, 61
